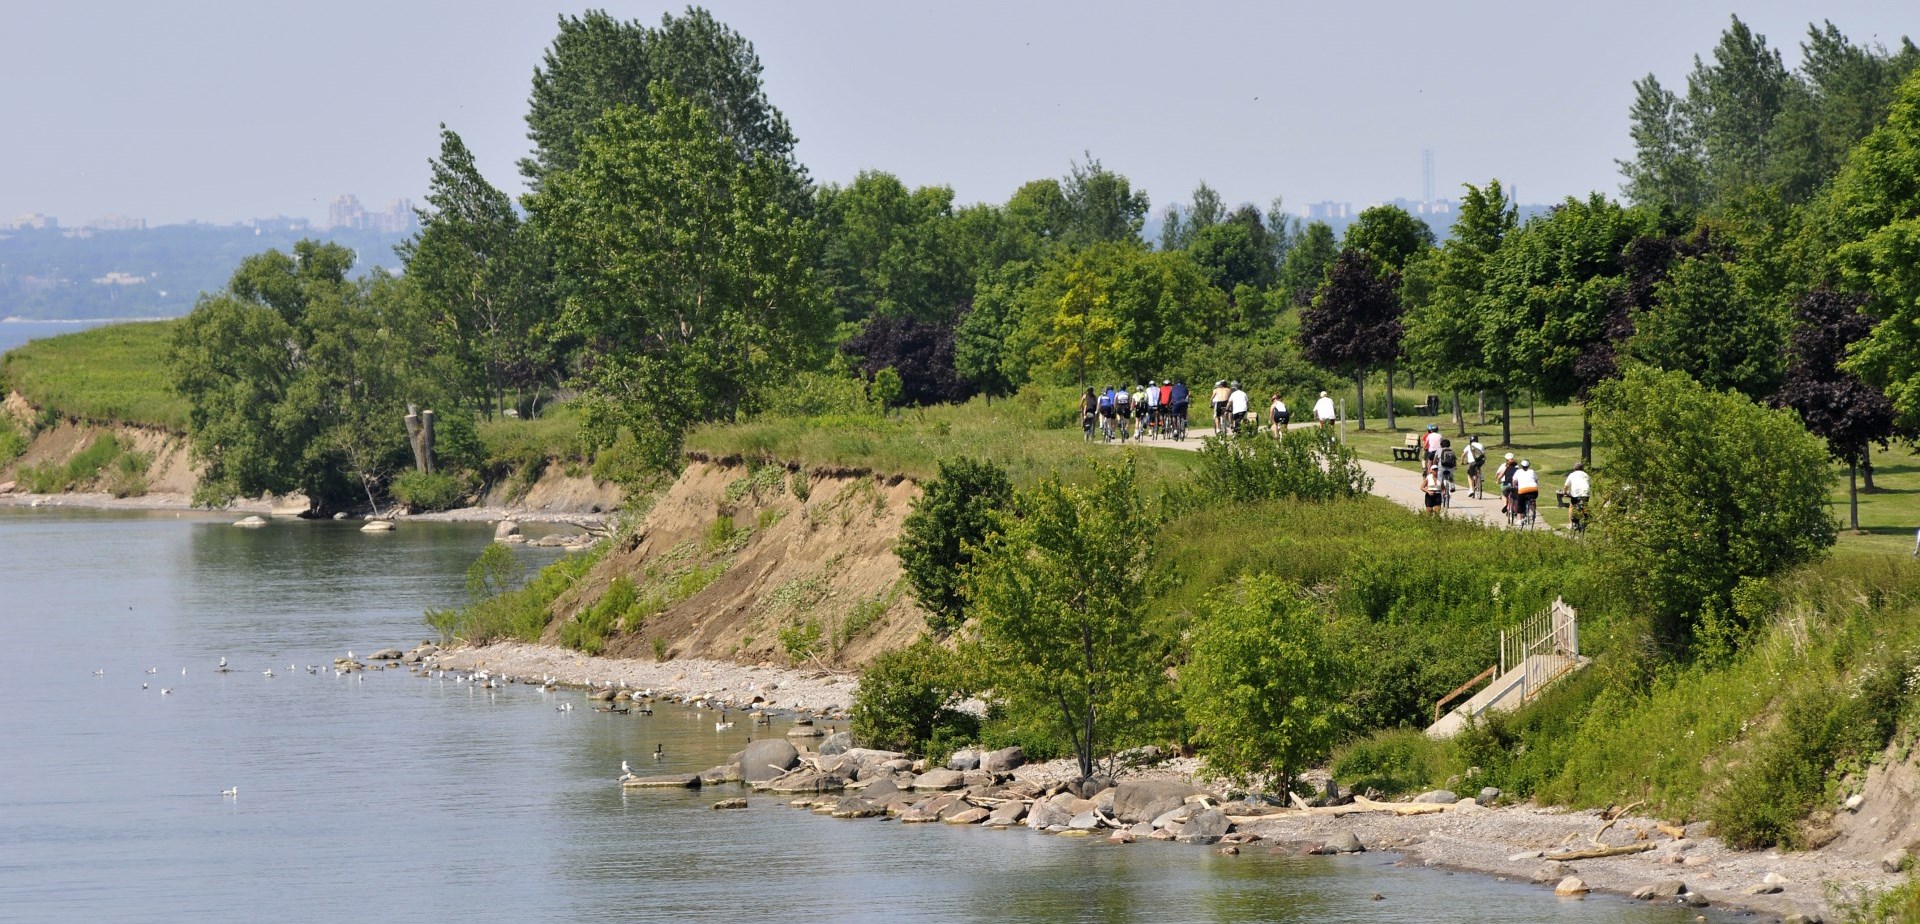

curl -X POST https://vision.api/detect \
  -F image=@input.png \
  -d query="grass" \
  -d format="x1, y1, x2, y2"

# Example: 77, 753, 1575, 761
0, 320, 187, 430
686, 384, 1203, 490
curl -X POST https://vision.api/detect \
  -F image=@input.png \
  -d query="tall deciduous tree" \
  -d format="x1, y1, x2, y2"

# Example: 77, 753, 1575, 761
1401, 180, 1517, 432
1629, 231, 1789, 400
1830, 71, 1920, 431
1684, 16, 1794, 201
839, 312, 971, 406
1278, 221, 1339, 304
896, 457, 1014, 633
815, 171, 970, 323
1057, 154, 1150, 248
1158, 180, 1225, 251
399, 126, 542, 420
1298, 250, 1401, 430
520, 7, 801, 192
1619, 74, 1706, 211
1342, 205, 1435, 271
969, 458, 1168, 779
1772, 289, 1895, 530
528, 87, 830, 467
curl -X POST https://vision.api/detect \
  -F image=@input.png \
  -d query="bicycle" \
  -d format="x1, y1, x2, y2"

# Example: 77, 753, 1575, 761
1440, 469, 1456, 511
1081, 411, 1096, 442
1566, 494, 1589, 536
1513, 491, 1541, 529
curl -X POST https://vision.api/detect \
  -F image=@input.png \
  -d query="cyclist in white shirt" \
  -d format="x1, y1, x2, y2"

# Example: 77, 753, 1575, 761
1227, 382, 1249, 433
1562, 462, 1592, 531
1313, 390, 1337, 426
1513, 460, 1540, 523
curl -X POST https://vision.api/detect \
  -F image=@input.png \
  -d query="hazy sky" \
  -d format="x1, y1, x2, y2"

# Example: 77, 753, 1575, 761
1, 1, 1912, 227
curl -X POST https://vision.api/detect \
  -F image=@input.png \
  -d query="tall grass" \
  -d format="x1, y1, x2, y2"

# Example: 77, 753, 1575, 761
1, 321, 187, 430
426, 544, 608, 645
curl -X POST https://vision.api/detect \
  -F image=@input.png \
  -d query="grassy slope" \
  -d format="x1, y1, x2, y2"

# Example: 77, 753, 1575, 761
1, 320, 187, 430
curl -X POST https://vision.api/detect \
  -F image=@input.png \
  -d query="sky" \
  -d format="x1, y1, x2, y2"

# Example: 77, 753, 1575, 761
1, 1, 1914, 227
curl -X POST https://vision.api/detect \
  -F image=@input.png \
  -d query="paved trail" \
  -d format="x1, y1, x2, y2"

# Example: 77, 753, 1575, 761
1100, 421, 1537, 530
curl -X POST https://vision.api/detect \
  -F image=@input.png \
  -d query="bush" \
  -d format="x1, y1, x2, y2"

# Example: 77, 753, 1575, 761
896, 457, 1014, 633
102, 449, 150, 498
0, 417, 28, 467
562, 576, 637, 655
390, 471, 467, 512
850, 641, 978, 755
1331, 728, 1459, 797
425, 544, 605, 644
1180, 427, 1370, 508
1182, 575, 1349, 791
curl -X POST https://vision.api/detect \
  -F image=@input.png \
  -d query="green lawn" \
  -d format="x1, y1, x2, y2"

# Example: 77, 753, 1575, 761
1, 320, 187, 430
1348, 397, 1920, 552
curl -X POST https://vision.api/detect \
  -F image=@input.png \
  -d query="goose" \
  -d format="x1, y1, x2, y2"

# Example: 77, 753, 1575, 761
653, 743, 665, 760
222, 786, 237, 797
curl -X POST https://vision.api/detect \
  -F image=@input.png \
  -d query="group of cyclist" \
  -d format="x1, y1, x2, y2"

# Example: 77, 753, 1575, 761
1081, 379, 1277, 443
1416, 424, 1592, 530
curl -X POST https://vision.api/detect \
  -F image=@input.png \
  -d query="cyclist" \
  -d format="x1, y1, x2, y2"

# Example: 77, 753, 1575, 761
1142, 377, 1161, 439
1079, 387, 1097, 441
1463, 435, 1485, 498
1169, 380, 1190, 440
1494, 452, 1518, 520
1211, 380, 1231, 435
1513, 459, 1540, 526
1438, 438, 1457, 503
1132, 383, 1150, 440
1314, 390, 1337, 428
1113, 385, 1132, 442
1097, 386, 1117, 441
1269, 393, 1290, 437
1563, 462, 1591, 533
1228, 381, 1250, 434
1158, 381, 1174, 438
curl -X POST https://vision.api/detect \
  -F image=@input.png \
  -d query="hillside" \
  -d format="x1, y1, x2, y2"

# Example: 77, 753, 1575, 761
0, 320, 185, 430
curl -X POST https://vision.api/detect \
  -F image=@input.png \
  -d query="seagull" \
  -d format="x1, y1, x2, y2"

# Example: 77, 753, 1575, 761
622, 760, 633, 776
262, 669, 274, 678
93, 669, 104, 676
216, 657, 230, 673
142, 682, 149, 690
556, 703, 572, 712
161, 688, 173, 695
222, 786, 237, 797
182, 668, 188, 675
145, 667, 157, 675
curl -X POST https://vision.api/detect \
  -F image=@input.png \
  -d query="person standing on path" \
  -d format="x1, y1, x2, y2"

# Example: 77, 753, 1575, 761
1314, 390, 1337, 428
1422, 463, 1445, 514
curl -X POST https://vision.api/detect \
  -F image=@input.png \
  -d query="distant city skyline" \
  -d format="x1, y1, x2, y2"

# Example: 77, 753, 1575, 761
2, 2, 1912, 227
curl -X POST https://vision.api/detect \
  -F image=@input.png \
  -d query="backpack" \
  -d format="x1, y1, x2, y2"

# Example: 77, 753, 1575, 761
1441, 447, 1457, 469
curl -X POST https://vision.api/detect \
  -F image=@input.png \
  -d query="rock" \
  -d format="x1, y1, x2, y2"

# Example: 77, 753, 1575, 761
1175, 808, 1230, 845
1129, 822, 1155, 837
1630, 879, 1686, 900
699, 764, 740, 785
590, 688, 617, 701
1764, 872, 1789, 886
1109, 829, 1135, 844
1784, 915, 1823, 924
711, 797, 748, 810
842, 747, 905, 764
1682, 855, 1710, 867
830, 797, 885, 819
400, 644, 438, 664
1846, 793, 1866, 811
1683, 892, 1709, 907
987, 801, 1027, 826
944, 807, 990, 825
961, 769, 997, 789
912, 768, 966, 791
763, 770, 846, 794
360, 519, 394, 532
1326, 831, 1365, 854
1683, 821, 1713, 838
233, 515, 268, 528
946, 749, 981, 772
1151, 806, 1194, 830
1069, 776, 1114, 799
1884, 850, 1909, 874
1092, 789, 1117, 813
819, 732, 852, 756
1068, 811, 1102, 831
1478, 786, 1501, 805
1554, 876, 1590, 896
861, 779, 900, 800
1026, 800, 1073, 830
1451, 798, 1485, 814
1412, 789, 1458, 804
1219, 845, 1239, 856
1148, 827, 1176, 841
0, 481, 14, 493
1533, 861, 1574, 883
786, 724, 824, 738
981, 746, 1026, 773
493, 520, 521, 540
1111, 780, 1202, 824
738, 739, 800, 782
621, 774, 701, 789
1745, 882, 1784, 895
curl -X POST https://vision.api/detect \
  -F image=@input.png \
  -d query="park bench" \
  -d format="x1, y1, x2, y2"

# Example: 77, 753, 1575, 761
1393, 432, 1422, 462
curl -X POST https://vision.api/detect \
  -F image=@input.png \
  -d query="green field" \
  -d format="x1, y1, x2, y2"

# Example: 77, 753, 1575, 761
1, 320, 187, 430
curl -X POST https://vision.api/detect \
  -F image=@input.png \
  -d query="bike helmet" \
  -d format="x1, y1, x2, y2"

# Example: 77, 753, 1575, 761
1504, 452, 1515, 461
1427, 424, 1438, 432
1520, 459, 1531, 469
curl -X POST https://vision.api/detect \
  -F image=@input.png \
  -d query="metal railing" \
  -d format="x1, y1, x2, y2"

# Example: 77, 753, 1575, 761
1499, 597, 1580, 703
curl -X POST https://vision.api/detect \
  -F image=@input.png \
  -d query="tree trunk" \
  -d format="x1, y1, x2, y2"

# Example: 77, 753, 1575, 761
1863, 454, 1877, 491
1850, 456, 1860, 532
1407, 367, 1415, 390
1354, 370, 1367, 430
1477, 390, 1486, 425
403, 405, 428, 475
1385, 361, 1398, 430
1528, 389, 1535, 427
1581, 407, 1592, 465
421, 409, 437, 475
1452, 389, 1465, 435
1501, 392, 1512, 446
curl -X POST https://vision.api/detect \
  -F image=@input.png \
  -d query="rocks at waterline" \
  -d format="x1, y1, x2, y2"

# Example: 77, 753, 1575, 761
399, 643, 439, 664
493, 520, 523, 543
987, 800, 1027, 826
1532, 861, 1574, 883
1631, 879, 1688, 901
622, 773, 701, 789
711, 797, 748, 810
944, 807, 991, 825
360, 519, 395, 533
233, 515, 268, 528
980, 746, 1025, 773
1111, 779, 1200, 824
1324, 831, 1365, 854
1025, 799, 1074, 830
367, 648, 404, 661
737, 739, 800, 783
819, 732, 851, 756
1175, 809, 1230, 845
911, 768, 966, 791
1554, 876, 1590, 896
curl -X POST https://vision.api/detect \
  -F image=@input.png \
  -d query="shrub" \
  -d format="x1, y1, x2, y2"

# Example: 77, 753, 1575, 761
1182, 575, 1349, 791
896, 457, 1014, 633
850, 640, 978, 756
390, 471, 467, 512
562, 576, 636, 655
425, 544, 604, 644
1331, 728, 1459, 797
1180, 427, 1370, 508
0, 417, 28, 466
102, 449, 150, 498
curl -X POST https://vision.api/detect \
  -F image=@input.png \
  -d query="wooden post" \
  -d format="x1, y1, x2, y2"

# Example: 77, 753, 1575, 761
403, 404, 427, 474
421, 409, 437, 474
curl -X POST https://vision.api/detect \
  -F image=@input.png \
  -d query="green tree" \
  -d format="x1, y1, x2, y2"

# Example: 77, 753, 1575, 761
528, 87, 831, 467
1182, 575, 1349, 792
1277, 220, 1339, 303
1619, 74, 1706, 211
969, 458, 1168, 779
1684, 16, 1794, 201
1829, 70, 1920, 430
1298, 249, 1401, 430
815, 171, 971, 323
399, 126, 542, 419
1158, 180, 1225, 251
520, 7, 799, 189
1057, 154, 1150, 248
1187, 206, 1280, 292
1401, 180, 1517, 430
897, 457, 1015, 633
851, 641, 978, 755
1628, 239, 1789, 399
953, 261, 1035, 400
1589, 365, 1836, 653
1342, 205, 1435, 271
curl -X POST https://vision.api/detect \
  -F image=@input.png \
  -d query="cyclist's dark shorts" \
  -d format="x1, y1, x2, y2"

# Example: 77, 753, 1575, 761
1468, 461, 1483, 476
1173, 401, 1189, 417
1424, 491, 1442, 509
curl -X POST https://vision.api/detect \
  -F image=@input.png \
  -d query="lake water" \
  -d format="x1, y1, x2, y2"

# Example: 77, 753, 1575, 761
0, 317, 137, 355
0, 507, 1733, 922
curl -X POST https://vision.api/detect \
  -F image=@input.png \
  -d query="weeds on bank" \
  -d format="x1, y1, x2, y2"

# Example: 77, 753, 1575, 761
14, 433, 151, 496
426, 544, 607, 645
0, 321, 189, 430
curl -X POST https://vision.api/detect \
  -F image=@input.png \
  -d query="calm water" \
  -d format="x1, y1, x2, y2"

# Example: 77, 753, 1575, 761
0, 318, 129, 354
0, 508, 1732, 922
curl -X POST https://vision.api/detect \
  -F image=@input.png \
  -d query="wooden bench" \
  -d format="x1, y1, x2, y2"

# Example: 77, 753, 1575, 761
1392, 432, 1422, 461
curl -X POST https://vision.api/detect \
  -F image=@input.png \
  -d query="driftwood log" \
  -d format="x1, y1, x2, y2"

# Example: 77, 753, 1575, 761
1288, 791, 1453, 817
1550, 842, 1657, 861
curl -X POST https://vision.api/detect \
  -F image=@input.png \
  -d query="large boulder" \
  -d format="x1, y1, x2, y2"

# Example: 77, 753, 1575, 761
1026, 800, 1074, 829
1325, 831, 1365, 854
947, 749, 982, 772
819, 732, 852, 756
1112, 780, 1202, 824
912, 768, 966, 791
738, 739, 801, 782
763, 770, 847, 794
988, 801, 1028, 826
981, 746, 1026, 773
1176, 809, 1231, 845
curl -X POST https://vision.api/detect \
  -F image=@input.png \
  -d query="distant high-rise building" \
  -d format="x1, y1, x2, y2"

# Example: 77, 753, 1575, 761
9, 213, 58, 230
1305, 201, 1352, 221
86, 214, 147, 232
1422, 149, 1435, 208
326, 194, 414, 233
